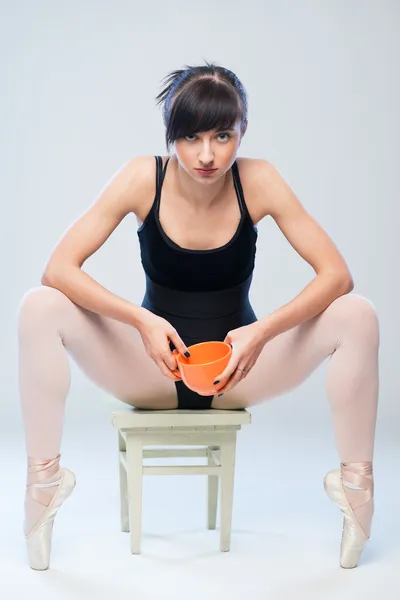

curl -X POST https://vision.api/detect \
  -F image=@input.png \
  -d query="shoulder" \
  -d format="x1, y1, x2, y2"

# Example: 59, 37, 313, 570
118, 155, 157, 191
235, 157, 280, 223
236, 156, 275, 180
111, 155, 158, 218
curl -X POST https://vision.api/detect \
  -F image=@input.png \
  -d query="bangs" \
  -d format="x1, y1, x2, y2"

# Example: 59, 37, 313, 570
166, 78, 243, 147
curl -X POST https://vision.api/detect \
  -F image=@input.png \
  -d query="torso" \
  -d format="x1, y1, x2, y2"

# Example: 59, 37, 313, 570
134, 155, 268, 251
136, 155, 258, 292
133, 155, 263, 410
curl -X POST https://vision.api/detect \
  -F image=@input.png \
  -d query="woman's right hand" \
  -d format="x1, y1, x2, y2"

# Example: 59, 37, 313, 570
135, 308, 190, 380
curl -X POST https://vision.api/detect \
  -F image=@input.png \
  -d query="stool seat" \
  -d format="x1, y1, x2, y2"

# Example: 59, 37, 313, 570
110, 405, 251, 554
111, 406, 251, 429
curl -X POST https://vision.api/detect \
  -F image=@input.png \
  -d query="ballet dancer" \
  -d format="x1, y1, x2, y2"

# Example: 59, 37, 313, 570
18, 61, 379, 570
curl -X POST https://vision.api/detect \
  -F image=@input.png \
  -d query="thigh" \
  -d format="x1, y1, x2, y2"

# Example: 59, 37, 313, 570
211, 292, 376, 410
21, 286, 179, 409
211, 303, 337, 410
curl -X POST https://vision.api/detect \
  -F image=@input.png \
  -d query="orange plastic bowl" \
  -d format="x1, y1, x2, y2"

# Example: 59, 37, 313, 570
172, 341, 232, 396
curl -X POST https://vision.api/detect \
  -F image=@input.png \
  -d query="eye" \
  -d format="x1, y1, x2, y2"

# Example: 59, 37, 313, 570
184, 134, 197, 141
217, 132, 232, 142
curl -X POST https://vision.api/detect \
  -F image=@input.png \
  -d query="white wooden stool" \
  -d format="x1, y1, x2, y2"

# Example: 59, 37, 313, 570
110, 406, 251, 554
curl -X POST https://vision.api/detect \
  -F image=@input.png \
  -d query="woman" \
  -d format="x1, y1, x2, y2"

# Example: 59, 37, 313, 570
18, 62, 379, 571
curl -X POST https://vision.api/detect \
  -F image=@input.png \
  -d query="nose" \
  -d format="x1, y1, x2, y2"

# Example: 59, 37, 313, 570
198, 141, 214, 166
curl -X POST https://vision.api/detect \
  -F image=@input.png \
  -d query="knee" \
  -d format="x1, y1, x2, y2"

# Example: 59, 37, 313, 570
331, 293, 378, 319
18, 285, 71, 330
328, 293, 379, 339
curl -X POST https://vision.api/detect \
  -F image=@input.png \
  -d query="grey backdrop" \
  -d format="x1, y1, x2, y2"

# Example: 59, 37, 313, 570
1, 1, 399, 598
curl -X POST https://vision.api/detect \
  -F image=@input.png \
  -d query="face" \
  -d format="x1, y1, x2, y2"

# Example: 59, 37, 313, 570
173, 119, 246, 183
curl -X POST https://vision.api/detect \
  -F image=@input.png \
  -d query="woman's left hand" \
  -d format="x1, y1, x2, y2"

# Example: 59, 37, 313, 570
214, 322, 267, 394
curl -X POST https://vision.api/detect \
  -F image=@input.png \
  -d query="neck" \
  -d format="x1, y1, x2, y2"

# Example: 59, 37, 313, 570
172, 155, 230, 209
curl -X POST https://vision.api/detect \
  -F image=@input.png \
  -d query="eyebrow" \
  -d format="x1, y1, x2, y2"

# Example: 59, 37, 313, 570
193, 128, 236, 135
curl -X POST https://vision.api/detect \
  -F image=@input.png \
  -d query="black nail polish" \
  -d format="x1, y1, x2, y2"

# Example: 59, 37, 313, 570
213, 380, 219, 385
218, 393, 224, 397
184, 351, 190, 358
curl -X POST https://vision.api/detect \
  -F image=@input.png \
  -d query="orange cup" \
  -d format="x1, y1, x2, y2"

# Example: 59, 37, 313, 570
172, 341, 232, 396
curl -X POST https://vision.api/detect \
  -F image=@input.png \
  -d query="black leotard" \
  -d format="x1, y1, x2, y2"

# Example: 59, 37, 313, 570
138, 156, 258, 409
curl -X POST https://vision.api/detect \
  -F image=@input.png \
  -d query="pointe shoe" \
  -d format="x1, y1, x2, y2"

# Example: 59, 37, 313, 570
323, 462, 373, 569
24, 455, 76, 570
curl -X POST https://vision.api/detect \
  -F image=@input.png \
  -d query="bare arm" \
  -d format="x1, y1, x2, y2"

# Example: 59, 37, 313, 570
42, 155, 155, 328
252, 160, 354, 340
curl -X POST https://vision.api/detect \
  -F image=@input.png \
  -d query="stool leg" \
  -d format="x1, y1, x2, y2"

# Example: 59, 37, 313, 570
220, 434, 237, 552
207, 446, 219, 530
118, 430, 129, 532
126, 434, 143, 554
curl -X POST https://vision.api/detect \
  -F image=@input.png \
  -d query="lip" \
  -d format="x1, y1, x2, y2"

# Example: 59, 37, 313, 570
195, 168, 218, 175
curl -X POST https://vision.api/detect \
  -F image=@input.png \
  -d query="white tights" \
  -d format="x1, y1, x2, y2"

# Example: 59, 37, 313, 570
18, 285, 379, 537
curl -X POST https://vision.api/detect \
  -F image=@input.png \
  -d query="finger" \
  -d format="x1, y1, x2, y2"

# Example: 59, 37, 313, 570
213, 355, 239, 385
156, 357, 181, 380
169, 331, 191, 358
223, 333, 233, 345
216, 369, 244, 394
161, 349, 179, 371
218, 363, 253, 394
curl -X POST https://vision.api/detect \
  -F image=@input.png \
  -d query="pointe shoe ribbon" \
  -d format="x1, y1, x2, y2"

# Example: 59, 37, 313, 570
340, 462, 373, 522
26, 454, 63, 516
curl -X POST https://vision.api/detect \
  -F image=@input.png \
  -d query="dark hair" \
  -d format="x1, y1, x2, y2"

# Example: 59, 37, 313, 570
155, 61, 248, 151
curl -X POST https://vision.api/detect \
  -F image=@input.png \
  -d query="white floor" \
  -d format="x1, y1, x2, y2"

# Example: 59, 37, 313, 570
2, 397, 399, 600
